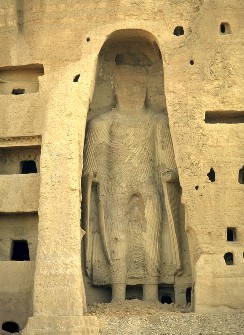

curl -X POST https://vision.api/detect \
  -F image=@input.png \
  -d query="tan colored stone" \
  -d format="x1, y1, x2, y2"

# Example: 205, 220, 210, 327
0, 1, 243, 334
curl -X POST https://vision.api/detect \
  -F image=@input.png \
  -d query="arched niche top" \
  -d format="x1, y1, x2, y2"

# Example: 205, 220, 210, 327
102, 29, 161, 48
89, 29, 165, 121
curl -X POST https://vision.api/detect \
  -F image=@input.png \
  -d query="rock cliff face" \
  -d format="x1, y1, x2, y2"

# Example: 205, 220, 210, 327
0, 0, 243, 334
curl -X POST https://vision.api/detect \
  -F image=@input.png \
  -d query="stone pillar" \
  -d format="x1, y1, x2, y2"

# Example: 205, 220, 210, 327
174, 276, 192, 308
22, 68, 99, 335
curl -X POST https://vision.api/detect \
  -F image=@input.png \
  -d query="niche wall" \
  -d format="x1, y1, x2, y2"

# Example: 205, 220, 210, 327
0, 213, 38, 261
83, 29, 192, 307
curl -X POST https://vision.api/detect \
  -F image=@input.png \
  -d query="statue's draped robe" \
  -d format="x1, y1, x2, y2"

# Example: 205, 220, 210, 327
83, 110, 181, 285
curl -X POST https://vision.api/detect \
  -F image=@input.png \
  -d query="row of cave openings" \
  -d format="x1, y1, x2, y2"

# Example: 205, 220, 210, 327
224, 228, 242, 266
124, 285, 192, 305
8, 228, 240, 263
0, 286, 191, 333
161, 286, 192, 305
74, 23, 233, 45
194, 166, 244, 187
85, 23, 232, 41
80, 24, 233, 72
0, 22, 232, 95
223, 251, 244, 266
3, 162, 244, 182
172, 22, 231, 36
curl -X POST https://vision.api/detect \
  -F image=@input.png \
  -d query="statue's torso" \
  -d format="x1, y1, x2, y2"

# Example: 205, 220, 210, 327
93, 110, 162, 187
84, 110, 179, 284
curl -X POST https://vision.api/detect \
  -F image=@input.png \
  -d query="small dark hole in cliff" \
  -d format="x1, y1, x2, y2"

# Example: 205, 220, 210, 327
2, 321, 20, 333
220, 23, 231, 34
73, 74, 80, 82
12, 88, 25, 95
173, 26, 184, 36
207, 168, 215, 182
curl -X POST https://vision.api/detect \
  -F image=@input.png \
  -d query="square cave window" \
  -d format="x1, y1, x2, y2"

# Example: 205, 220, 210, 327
239, 166, 244, 184
159, 285, 174, 304
227, 228, 236, 242
20, 160, 37, 174
224, 252, 233, 265
11, 240, 30, 261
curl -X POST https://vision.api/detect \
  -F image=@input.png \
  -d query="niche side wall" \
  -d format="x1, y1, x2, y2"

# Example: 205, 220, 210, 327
0, 64, 43, 331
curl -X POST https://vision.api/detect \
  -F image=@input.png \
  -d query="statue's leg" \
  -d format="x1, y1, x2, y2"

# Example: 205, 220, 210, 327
110, 243, 126, 302
143, 190, 160, 302
109, 197, 127, 302
111, 283, 126, 302
143, 283, 158, 302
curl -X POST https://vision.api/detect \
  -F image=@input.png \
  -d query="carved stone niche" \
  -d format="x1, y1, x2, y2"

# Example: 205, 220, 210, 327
0, 145, 40, 174
0, 64, 44, 95
82, 30, 192, 306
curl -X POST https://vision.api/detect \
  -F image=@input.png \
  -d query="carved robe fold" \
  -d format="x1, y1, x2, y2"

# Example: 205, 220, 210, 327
82, 110, 181, 285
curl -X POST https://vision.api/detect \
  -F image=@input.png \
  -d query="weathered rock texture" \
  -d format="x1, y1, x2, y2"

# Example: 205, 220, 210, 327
0, 0, 243, 334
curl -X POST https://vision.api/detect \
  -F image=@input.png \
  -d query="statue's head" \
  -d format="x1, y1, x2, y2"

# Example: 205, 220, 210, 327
113, 65, 147, 110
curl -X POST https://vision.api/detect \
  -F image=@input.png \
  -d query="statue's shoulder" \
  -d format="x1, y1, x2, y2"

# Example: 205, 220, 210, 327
88, 110, 114, 129
149, 110, 169, 125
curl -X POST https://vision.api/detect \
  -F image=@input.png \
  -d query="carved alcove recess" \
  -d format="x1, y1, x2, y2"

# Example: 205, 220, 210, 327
81, 30, 192, 307
0, 145, 40, 175
0, 140, 40, 327
0, 64, 44, 95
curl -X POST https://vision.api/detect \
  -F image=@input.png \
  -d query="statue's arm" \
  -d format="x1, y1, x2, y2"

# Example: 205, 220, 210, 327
156, 114, 182, 272
82, 117, 112, 267
83, 117, 111, 173
82, 117, 111, 219
83, 120, 99, 177
156, 115, 179, 183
